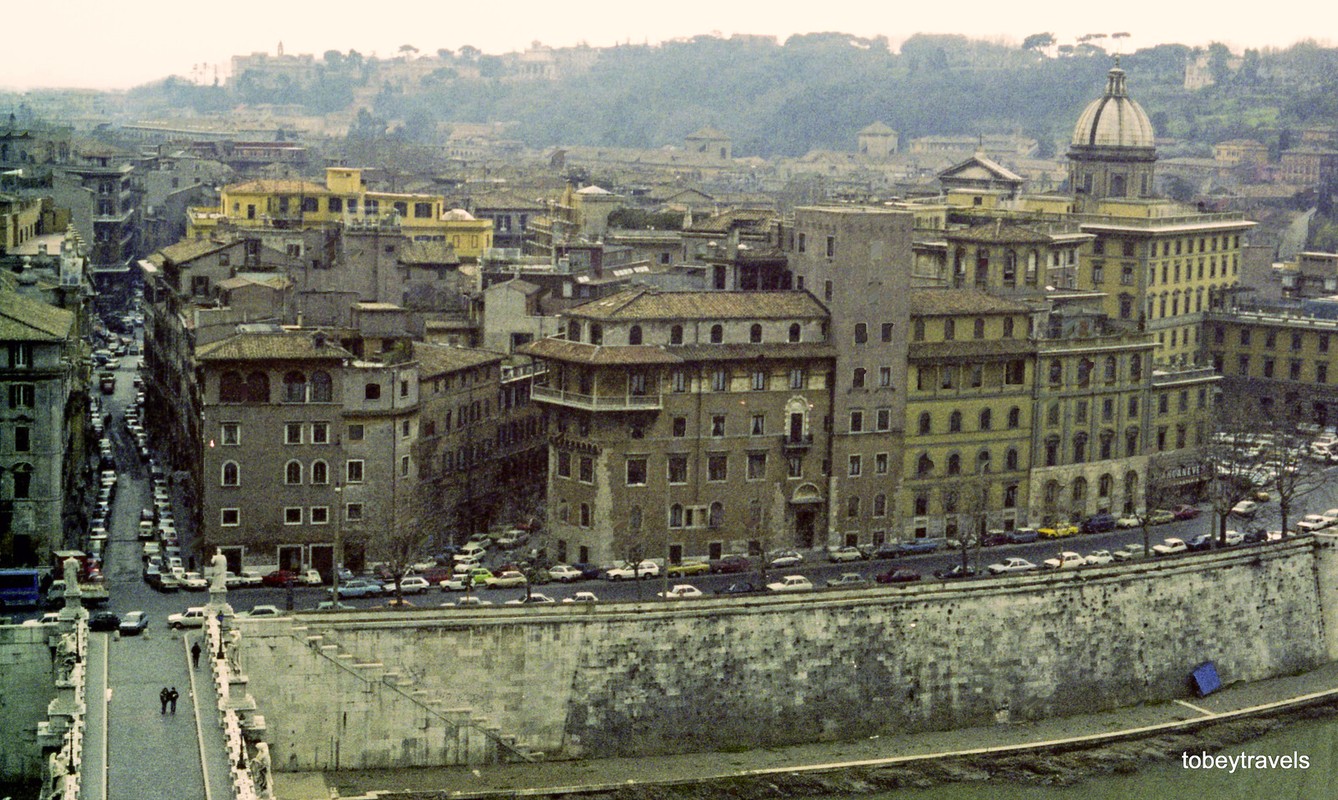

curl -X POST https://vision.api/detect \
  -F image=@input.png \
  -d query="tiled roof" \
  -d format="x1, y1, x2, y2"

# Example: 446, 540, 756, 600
910, 289, 1030, 316
157, 238, 232, 265
520, 338, 835, 365
217, 274, 290, 291
412, 342, 502, 376
666, 342, 837, 362
0, 290, 74, 341
568, 288, 828, 321
196, 331, 351, 362
908, 339, 1035, 360
225, 179, 329, 195
947, 221, 1055, 245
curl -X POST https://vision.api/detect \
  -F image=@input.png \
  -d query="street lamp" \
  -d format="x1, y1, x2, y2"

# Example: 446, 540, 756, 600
332, 484, 342, 604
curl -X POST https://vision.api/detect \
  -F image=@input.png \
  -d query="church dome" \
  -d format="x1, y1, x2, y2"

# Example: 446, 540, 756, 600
1071, 65, 1155, 149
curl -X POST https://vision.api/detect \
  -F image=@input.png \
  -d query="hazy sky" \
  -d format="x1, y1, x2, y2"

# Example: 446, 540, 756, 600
4, 0, 1334, 91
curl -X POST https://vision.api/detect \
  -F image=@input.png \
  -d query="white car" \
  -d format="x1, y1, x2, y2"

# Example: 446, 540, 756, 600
605, 560, 660, 580
1113, 543, 1152, 561
1152, 538, 1188, 556
657, 584, 704, 599
562, 591, 600, 604
768, 551, 804, 568
298, 569, 324, 586
987, 558, 1037, 575
547, 564, 584, 583
1084, 550, 1115, 566
504, 593, 556, 605
826, 546, 864, 563
1231, 500, 1259, 518
1115, 515, 1142, 529
766, 575, 814, 592
1042, 552, 1086, 570
396, 576, 432, 594
239, 605, 283, 618
178, 572, 209, 591
1296, 514, 1329, 533
167, 607, 207, 629
451, 596, 492, 607
484, 570, 528, 589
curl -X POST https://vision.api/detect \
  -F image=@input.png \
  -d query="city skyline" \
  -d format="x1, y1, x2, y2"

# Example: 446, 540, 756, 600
4, 0, 1335, 92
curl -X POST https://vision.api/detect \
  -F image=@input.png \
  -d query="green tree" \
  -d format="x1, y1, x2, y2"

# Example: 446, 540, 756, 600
1022, 32, 1055, 53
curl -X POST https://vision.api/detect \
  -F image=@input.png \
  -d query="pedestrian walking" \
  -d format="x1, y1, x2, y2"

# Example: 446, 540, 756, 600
159, 687, 169, 715
191, 641, 201, 669
168, 687, 179, 714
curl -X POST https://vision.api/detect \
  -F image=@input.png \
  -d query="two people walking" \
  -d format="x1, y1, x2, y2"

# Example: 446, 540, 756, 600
158, 686, 179, 714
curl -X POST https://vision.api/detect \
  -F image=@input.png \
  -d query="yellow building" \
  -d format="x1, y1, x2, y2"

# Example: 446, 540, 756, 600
186, 167, 493, 260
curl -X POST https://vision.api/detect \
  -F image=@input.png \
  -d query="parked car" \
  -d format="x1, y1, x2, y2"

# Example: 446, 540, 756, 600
657, 584, 704, 599
1224, 530, 1246, 547
605, 560, 660, 580
1152, 538, 1189, 556
239, 605, 283, 618
569, 563, 605, 580
485, 570, 528, 589
1043, 551, 1086, 570
709, 555, 752, 574
893, 539, 942, 556
870, 543, 903, 560
665, 561, 711, 577
89, 612, 120, 632
826, 572, 869, 588
118, 611, 149, 634
333, 579, 383, 598
1231, 500, 1259, 518
1115, 515, 1142, 529
934, 564, 977, 579
261, 569, 300, 588
451, 596, 493, 608
178, 572, 209, 591
396, 576, 432, 594
1148, 509, 1177, 525
562, 592, 600, 604
827, 546, 866, 563
715, 582, 762, 596
504, 593, 556, 605
440, 568, 494, 591
987, 558, 1038, 575
876, 568, 923, 584
1084, 550, 1115, 566
167, 607, 207, 629
1005, 528, 1040, 544
766, 575, 815, 592
1081, 513, 1117, 534
1172, 505, 1202, 520
768, 550, 804, 568
298, 569, 324, 586
1187, 534, 1215, 552
1113, 543, 1152, 561
547, 564, 585, 583
1038, 523, 1079, 539
980, 531, 1010, 548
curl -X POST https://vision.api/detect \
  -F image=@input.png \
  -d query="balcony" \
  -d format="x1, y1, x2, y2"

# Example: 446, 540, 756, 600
532, 384, 662, 411
781, 433, 814, 451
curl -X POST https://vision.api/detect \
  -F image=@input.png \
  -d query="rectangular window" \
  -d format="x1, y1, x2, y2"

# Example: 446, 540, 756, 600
1319, 364, 1329, 384
849, 411, 863, 433
875, 453, 888, 474
346, 460, 365, 483
881, 322, 894, 342
284, 507, 303, 525
310, 506, 329, 525
790, 368, 805, 389
787, 456, 803, 478
579, 456, 594, 483
854, 323, 867, 344
879, 366, 892, 388
346, 503, 363, 522
708, 455, 728, 482
221, 508, 240, 527
348, 424, 364, 441
557, 450, 571, 478
747, 452, 767, 480
671, 371, 687, 392
8, 384, 34, 408
221, 423, 240, 446
826, 236, 835, 257
1076, 400, 1088, 423
751, 414, 765, 435
848, 455, 862, 477
712, 415, 726, 437
876, 408, 891, 431
400, 455, 410, 477
285, 422, 302, 444
668, 455, 688, 484
712, 370, 728, 392
311, 422, 329, 444
752, 370, 766, 390
626, 458, 647, 486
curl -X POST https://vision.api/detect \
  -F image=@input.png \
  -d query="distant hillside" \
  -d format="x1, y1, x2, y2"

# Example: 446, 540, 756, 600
128, 34, 1338, 157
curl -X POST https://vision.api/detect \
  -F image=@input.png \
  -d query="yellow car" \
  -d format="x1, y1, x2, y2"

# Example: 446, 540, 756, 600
1038, 523, 1079, 539
665, 561, 711, 577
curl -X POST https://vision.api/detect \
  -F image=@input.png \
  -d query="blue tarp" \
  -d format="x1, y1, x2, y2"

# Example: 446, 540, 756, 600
1192, 661, 1221, 697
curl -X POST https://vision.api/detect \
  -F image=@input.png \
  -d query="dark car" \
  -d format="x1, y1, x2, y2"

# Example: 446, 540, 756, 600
1187, 534, 1215, 552
715, 582, 762, 595
89, 611, 120, 631
710, 555, 752, 574
261, 569, 300, 588
1005, 528, 1040, 544
570, 563, 604, 580
934, 564, 977, 580
981, 532, 1010, 548
870, 543, 902, 560
893, 539, 941, 557
1081, 513, 1117, 534
876, 568, 922, 584
1172, 504, 1202, 521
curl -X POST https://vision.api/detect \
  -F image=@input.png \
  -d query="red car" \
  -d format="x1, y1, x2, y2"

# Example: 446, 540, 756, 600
876, 568, 922, 584
1172, 505, 1201, 521
710, 555, 752, 574
261, 569, 299, 587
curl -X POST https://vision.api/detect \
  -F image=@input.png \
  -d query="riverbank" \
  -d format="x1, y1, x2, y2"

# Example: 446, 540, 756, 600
276, 660, 1338, 800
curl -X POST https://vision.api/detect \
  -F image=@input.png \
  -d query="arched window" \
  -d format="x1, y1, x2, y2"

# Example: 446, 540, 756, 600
11, 463, 33, 499
1005, 447, 1019, 471
311, 460, 329, 485
979, 408, 992, 430
1007, 406, 1021, 428
558, 501, 569, 523
749, 323, 763, 343
1104, 356, 1117, 382
568, 320, 581, 342
285, 460, 302, 485
669, 503, 684, 528
221, 461, 240, 487
949, 411, 962, 432
710, 324, 724, 343
918, 412, 931, 435
628, 325, 643, 345
671, 324, 684, 345
245, 371, 270, 402
1099, 473, 1114, 498
1072, 477, 1088, 506
283, 371, 307, 403
947, 453, 961, 475
1044, 480, 1060, 507
219, 371, 246, 403
709, 501, 724, 528
788, 323, 801, 343
916, 453, 934, 476
589, 324, 603, 345
1130, 354, 1143, 381
309, 370, 333, 402
1126, 428, 1139, 457
1074, 433, 1088, 463
977, 449, 991, 473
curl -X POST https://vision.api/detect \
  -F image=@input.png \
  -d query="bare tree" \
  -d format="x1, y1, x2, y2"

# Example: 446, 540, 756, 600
949, 477, 989, 575
1259, 411, 1327, 535
372, 482, 436, 605
1203, 398, 1270, 545
1138, 455, 1186, 554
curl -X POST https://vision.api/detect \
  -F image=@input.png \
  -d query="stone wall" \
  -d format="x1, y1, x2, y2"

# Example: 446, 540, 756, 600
0, 624, 60, 779
237, 538, 1331, 768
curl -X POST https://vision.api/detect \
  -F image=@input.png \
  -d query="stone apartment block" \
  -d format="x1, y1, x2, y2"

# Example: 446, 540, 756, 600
523, 288, 834, 564
1204, 310, 1338, 426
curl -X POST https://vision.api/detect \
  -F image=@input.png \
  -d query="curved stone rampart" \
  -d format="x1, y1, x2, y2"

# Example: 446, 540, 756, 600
236, 538, 1331, 767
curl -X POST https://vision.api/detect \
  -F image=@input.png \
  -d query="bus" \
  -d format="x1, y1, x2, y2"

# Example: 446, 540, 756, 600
0, 568, 43, 610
